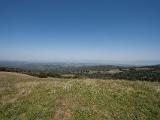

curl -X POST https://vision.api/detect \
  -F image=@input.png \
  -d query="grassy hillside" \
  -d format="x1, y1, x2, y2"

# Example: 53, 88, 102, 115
0, 72, 160, 120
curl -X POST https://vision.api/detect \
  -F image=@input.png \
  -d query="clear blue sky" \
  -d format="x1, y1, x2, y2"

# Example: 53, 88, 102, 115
0, 0, 160, 64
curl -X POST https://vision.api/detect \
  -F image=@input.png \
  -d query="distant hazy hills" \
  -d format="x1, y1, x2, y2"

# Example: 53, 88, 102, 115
0, 61, 160, 71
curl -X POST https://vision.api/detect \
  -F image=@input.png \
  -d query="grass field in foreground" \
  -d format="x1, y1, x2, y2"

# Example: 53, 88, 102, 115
0, 72, 160, 120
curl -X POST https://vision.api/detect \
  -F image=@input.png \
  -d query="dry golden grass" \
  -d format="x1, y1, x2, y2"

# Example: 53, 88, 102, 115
0, 72, 160, 120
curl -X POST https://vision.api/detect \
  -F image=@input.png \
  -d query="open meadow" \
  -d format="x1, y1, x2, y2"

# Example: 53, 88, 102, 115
0, 72, 160, 120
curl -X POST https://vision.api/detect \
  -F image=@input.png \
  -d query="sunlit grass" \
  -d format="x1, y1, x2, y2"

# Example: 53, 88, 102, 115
0, 72, 160, 120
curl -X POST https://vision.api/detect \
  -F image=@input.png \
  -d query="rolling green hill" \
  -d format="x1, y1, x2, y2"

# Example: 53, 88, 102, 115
0, 72, 160, 120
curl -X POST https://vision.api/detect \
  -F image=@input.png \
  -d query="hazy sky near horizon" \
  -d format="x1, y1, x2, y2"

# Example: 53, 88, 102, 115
0, 0, 160, 63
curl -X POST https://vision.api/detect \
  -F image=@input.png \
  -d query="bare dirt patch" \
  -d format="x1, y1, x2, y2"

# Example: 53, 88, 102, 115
53, 101, 71, 120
